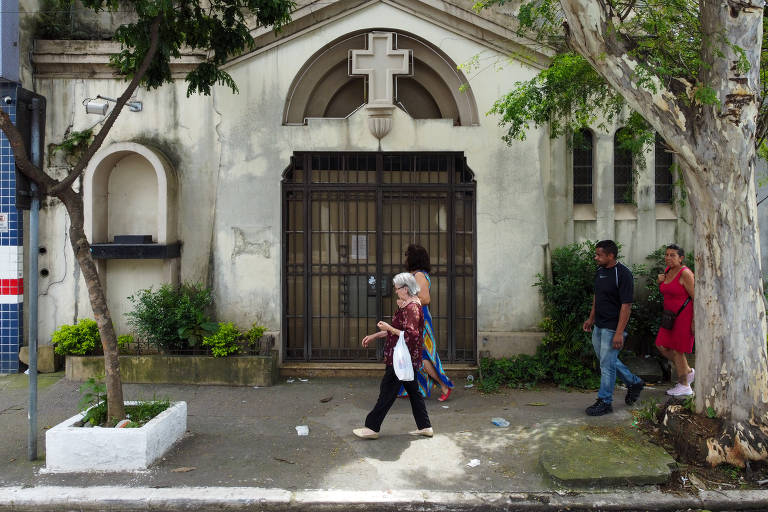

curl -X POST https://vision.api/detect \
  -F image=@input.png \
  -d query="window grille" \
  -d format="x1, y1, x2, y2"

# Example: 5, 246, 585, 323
655, 134, 674, 203
573, 129, 593, 204
614, 129, 633, 204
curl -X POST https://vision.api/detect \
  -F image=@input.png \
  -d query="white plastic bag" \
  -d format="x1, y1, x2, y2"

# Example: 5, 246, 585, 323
393, 331, 414, 381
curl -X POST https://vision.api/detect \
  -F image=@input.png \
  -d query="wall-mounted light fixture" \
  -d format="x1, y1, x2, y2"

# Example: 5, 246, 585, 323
83, 94, 143, 115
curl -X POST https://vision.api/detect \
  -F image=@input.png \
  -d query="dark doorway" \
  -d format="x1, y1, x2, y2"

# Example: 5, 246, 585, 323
282, 152, 476, 363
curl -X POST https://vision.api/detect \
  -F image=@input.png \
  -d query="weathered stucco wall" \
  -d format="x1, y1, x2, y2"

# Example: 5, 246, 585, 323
31, 1, 551, 352
211, 2, 550, 337
27, 0, 706, 359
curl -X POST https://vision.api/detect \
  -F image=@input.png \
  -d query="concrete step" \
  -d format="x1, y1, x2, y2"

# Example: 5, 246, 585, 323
280, 362, 477, 378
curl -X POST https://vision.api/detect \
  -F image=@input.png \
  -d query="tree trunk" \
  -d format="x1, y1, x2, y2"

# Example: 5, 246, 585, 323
58, 188, 125, 423
682, 154, 768, 466
559, 0, 768, 465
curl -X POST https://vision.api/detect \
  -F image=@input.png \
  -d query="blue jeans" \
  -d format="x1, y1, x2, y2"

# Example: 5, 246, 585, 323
592, 326, 642, 404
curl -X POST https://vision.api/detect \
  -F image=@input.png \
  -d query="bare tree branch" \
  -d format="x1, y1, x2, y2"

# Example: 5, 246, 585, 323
0, 109, 59, 193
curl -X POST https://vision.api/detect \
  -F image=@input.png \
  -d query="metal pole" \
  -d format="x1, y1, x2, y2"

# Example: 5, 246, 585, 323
27, 97, 40, 461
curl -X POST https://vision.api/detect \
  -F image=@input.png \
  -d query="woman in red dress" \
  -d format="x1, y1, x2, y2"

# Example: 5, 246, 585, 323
655, 244, 695, 396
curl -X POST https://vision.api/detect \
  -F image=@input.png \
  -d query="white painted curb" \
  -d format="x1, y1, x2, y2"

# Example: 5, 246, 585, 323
1, 486, 768, 511
44, 401, 187, 472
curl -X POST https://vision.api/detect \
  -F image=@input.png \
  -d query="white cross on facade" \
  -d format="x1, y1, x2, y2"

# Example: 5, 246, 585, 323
350, 32, 411, 107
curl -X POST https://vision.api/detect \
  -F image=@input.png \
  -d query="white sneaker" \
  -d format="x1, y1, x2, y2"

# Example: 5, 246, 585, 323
666, 383, 694, 396
686, 368, 695, 385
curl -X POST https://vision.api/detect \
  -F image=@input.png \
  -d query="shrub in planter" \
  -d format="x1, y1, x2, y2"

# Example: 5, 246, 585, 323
202, 322, 242, 357
127, 283, 217, 353
117, 334, 133, 354
245, 323, 267, 346
52, 318, 100, 356
75, 377, 170, 427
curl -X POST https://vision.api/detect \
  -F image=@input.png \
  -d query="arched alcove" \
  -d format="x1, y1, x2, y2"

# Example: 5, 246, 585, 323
83, 142, 180, 335
284, 29, 479, 126
84, 142, 177, 245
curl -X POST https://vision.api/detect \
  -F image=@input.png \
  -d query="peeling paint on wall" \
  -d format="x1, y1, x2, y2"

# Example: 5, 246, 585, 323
231, 227, 272, 260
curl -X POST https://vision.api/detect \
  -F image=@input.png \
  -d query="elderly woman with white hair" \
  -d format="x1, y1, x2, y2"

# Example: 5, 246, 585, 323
353, 272, 433, 439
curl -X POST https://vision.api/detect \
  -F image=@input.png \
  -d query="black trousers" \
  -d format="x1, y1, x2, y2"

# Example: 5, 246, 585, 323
365, 365, 431, 432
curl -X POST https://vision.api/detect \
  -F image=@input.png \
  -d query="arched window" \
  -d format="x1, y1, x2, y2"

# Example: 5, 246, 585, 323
572, 129, 593, 204
655, 134, 674, 203
614, 129, 633, 204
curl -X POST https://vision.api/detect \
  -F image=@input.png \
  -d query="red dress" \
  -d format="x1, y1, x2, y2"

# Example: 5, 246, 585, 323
655, 266, 694, 353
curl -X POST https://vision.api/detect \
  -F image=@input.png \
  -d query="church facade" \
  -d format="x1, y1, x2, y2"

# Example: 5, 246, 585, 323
1, 0, 703, 372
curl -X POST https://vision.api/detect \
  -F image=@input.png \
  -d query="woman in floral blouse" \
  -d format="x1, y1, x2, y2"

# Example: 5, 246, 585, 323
353, 272, 433, 439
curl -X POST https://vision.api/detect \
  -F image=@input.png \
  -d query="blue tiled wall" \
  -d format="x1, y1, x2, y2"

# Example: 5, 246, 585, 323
0, 303, 21, 372
0, 82, 23, 374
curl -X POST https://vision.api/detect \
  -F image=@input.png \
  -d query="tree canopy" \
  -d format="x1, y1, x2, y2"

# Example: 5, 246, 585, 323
482, 0, 768, 157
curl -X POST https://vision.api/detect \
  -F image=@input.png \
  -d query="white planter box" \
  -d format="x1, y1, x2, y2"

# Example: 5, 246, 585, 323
45, 401, 187, 472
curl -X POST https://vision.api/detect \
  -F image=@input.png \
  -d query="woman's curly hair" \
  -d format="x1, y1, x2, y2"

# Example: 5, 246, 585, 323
404, 244, 431, 273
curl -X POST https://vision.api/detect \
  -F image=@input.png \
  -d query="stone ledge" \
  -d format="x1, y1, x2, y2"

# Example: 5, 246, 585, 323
19, 345, 62, 373
66, 354, 279, 387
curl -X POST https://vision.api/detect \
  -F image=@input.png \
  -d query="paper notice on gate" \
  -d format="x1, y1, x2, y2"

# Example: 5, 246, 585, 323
350, 235, 368, 260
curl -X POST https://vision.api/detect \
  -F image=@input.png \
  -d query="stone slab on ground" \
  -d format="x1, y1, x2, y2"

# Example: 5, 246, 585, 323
540, 424, 676, 486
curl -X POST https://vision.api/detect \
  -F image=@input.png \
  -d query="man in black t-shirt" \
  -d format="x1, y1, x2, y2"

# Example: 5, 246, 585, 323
582, 240, 645, 416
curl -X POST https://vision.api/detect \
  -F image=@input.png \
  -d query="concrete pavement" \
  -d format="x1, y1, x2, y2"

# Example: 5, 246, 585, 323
0, 371, 766, 510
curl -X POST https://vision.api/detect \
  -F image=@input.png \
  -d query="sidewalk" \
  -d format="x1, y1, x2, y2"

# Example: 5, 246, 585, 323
0, 372, 766, 510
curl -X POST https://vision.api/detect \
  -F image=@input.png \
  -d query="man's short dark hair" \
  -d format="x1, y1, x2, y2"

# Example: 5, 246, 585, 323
596, 240, 619, 257
667, 243, 685, 258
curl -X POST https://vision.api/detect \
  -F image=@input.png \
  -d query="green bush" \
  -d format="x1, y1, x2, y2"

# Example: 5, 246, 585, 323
202, 322, 242, 357
479, 241, 601, 391
245, 324, 267, 346
126, 283, 217, 352
117, 334, 133, 354
51, 319, 100, 356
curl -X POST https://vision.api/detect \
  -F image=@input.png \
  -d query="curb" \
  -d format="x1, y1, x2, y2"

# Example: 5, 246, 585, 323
1, 486, 768, 511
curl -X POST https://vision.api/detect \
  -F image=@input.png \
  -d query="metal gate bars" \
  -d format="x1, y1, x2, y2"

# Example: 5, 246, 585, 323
282, 152, 476, 363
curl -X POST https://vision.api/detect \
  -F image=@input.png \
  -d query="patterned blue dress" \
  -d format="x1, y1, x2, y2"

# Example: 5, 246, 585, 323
398, 272, 454, 398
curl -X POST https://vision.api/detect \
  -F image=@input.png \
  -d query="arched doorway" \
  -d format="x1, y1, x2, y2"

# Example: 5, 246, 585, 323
282, 152, 476, 363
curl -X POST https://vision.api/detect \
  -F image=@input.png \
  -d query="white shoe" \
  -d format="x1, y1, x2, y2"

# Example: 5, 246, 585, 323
666, 383, 694, 396
686, 368, 695, 385
353, 427, 379, 439
409, 427, 434, 437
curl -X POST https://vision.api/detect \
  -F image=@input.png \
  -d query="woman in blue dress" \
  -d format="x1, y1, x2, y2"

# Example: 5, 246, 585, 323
398, 244, 454, 401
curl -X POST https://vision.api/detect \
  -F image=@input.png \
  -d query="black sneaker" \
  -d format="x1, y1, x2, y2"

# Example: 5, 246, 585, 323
625, 380, 645, 405
585, 398, 613, 416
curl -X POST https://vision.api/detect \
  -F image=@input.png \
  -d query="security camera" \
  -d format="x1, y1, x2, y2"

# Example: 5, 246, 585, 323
2, 96, 12, 105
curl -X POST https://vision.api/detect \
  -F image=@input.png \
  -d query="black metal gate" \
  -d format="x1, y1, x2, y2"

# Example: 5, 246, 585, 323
282, 152, 476, 363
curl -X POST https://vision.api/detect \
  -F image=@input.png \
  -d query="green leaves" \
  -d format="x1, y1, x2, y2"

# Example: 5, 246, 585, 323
51, 318, 101, 356
74, 0, 294, 96
489, 52, 624, 142
127, 282, 215, 352
202, 322, 242, 357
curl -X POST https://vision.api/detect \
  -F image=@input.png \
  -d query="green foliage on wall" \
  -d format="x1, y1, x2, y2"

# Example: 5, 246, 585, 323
480, 242, 697, 392
480, 241, 601, 391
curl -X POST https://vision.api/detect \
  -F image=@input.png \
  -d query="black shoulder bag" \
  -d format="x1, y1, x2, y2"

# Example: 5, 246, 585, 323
660, 268, 691, 330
